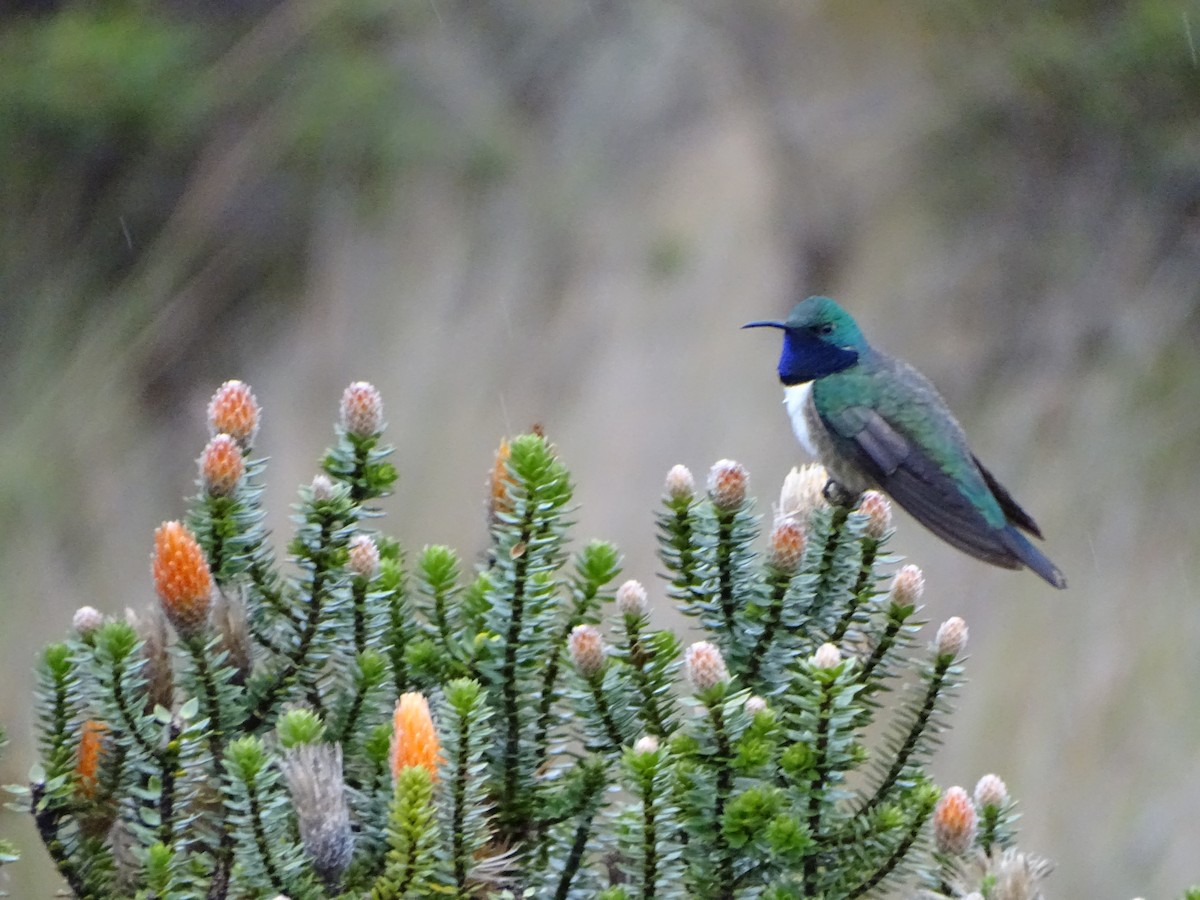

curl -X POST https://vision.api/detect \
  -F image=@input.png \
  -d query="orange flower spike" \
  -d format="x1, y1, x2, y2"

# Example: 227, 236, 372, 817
207, 380, 260, 449
390, 692, 442, 781
76, 719, 108, 798
153, 521, 214, 638
488, 437, 513, 520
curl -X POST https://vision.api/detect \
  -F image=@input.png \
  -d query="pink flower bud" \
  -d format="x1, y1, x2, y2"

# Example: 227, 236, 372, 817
768, 519, 807, 572
744, 696, 767, 716
973, 773, 1008, 809
72, 606, 104, 636
347, 534, 380, 580
889, 564, 925, 607
340, 381, 383, 437
685, 641, 729, 692
568, 625, 605, 678
857, 490, 892, 540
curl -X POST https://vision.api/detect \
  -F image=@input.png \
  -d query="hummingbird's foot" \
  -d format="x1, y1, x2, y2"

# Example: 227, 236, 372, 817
822, 478, 861, 508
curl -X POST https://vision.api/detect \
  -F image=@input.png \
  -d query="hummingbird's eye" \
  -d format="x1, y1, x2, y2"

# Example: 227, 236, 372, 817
815, 322, 834, 336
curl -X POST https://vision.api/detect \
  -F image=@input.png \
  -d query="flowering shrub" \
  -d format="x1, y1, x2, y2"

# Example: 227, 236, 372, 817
18, 380, 1057, 899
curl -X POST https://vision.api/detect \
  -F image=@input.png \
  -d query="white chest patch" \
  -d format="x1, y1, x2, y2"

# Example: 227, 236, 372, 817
783, 383, 817, 456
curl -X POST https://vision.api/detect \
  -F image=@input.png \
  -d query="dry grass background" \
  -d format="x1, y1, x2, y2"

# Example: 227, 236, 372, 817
2, 2, 1199, 896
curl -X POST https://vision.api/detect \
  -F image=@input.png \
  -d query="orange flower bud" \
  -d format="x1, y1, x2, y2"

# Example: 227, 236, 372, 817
207, 380, 260, 449
152, 521, 213, 637
933, 785, 977, 855
199, 433, 245, 497
768, 519, 807, 572
707, 459, 748, 511
76, 719, 107, 798
390, 692, 442, 781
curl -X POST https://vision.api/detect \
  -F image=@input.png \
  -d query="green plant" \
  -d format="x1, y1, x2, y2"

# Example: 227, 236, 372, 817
0, 725, 18, 893
20, 378, 1054, 898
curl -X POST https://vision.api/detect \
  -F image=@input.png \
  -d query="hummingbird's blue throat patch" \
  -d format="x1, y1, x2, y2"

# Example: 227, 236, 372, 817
776, 328, 858, 385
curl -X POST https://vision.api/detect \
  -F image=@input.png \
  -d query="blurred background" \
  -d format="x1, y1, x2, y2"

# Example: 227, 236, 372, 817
2, 0, 1199, 896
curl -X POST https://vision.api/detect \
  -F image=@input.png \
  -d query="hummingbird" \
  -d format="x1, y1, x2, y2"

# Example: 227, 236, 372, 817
744, 296, 1066, 589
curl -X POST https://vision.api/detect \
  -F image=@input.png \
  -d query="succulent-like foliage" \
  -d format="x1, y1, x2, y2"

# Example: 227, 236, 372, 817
22, 379, 1063, 898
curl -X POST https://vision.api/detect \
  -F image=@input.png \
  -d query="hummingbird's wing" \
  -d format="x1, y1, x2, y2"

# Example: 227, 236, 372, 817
818, 404, 1044, 571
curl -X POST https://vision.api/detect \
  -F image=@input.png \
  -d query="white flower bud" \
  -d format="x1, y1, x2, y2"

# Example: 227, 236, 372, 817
811, 642, 841, 669
615, 579, 649, 616
665, 464, 695, 501
72, 605, 104, 636
936, 616, 969, 658
634, 735, 659, 754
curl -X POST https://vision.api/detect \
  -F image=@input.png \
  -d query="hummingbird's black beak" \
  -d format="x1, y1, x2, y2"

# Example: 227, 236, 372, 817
741, 320, 786, 330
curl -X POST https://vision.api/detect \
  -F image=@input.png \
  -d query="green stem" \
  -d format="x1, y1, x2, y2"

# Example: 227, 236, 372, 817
640, 764, 660, 899
844, 804, 930, 898
663, 503, 701, 606
536, 580, 602, 753
744, 571, 791, 686
856, 602, 911, 688
623, 617, 668, 737
715, 508, 738, 638
186, 638, 226, 773
588, 671, 625, 753
243, 772, 286, 894
802, 681, 834, 893
552, 803, 602, 900
388, 591, 410, 697
245, 518, 335, 731
451, 711, 470, 889
30, 781, 92, 899
352, 580, 368, 657
498, 517, 533, 840
858, 659, 949, 816
828, 540, 878, 645
331, 665, 370, 748
108, 658, 156, 758
709, 705, 734, 899
157, 719, 182, 845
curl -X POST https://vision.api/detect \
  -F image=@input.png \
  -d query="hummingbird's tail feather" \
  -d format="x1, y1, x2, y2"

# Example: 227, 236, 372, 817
1000, 527, 1067, 590
973, 455, 1043, 539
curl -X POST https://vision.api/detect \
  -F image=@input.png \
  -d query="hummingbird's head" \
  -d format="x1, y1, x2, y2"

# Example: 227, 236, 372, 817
743, 296, 867, 385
